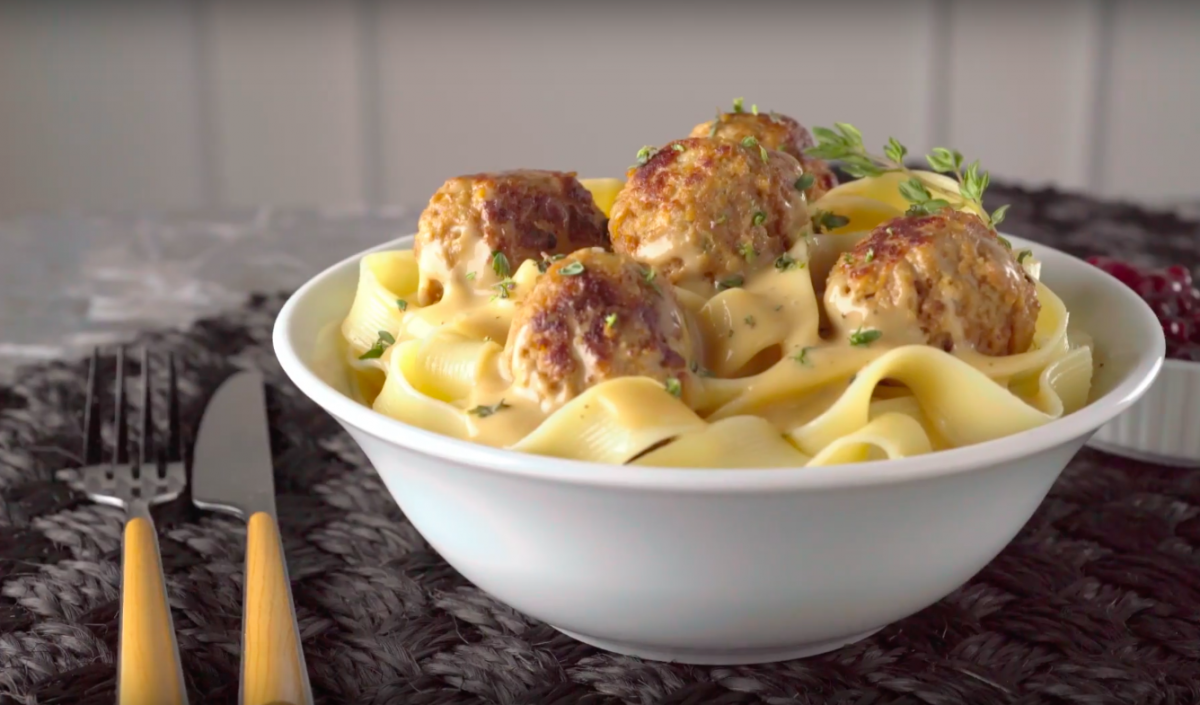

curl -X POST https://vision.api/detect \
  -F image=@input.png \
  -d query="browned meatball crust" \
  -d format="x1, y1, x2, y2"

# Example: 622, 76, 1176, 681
414, 169, 609, 304
608, 137, 810, 295
824, 210, 1040, 356
504, 248, 700, 410
690, 112, 838, 202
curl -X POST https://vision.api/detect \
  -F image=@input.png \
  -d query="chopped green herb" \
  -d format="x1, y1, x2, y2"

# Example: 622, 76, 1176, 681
709, 110, 721, 137
843, 252, 855, 265
641, 266, 662, 295
690, 360, 716, 378
996, 234, 1013, 250
793, 347, 814, 366
559, 261, 585, 276
715, 213, 728, 225
466, 271, 476, 280
814, 210, 850, 232
671, 143, 687, 152
751, 103, 759, 115
732, 97, 745, 113
849, 328, 883, 347
605, 312, 618, 330
865, 248, 875, 263
537, 252, 566, 273
491, 250, 511, 277
738, 242, 757, 262
716, 275, 744, 291
491, 278, 516, 300
752, 211, 767, 227
664, 377, 683, 397
468, 399, 510, 418
794, 173, 816, 192
744, 315, 756, 328
775, 253, 799, 271
1017, 249, 1032, 264
635, 145, 659, 166
740, 136, 768, 162
396, 299, 408, 311
358, 330, 396, 360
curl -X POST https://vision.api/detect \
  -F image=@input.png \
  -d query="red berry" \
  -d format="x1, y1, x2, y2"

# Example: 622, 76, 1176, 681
1139, 273, 1172, 298
1178, 288, 1200, 314
1154, 300, 1178, 321
1163, 319, 1193, 343
1166, 265, 1193, 287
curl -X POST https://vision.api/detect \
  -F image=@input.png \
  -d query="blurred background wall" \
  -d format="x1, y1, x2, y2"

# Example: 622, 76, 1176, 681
0, 0, 1195, 216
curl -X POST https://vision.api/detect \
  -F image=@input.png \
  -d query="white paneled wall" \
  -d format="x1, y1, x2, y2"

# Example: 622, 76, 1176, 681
0, 1, 1196, 215
377, 2, 941, 202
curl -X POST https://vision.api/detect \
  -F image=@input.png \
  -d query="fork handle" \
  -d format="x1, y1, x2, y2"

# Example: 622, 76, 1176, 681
242, 512, 313, 705
119, 516, 188, 705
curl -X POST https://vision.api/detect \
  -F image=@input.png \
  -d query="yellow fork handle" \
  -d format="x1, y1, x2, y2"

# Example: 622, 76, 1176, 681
119, 516, 188, 705
242, 511, 313, 705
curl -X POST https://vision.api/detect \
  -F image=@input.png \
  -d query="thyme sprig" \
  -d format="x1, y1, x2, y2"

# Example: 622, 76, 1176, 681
805, 123, 1009, 229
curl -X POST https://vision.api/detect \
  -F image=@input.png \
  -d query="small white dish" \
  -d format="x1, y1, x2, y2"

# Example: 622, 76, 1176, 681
1089, 358, 1200, 466
273, 234, 1163, 665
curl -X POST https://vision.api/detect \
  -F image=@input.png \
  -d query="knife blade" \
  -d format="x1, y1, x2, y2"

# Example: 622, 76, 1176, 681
190, 370, 313, 705
192, 370, 277, 517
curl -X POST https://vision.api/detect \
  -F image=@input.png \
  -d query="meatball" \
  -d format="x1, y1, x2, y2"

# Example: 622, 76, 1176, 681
689, 111, 838, 202
414, 169, 609, 304
608, 137, 810, 295
504, 248, 700, 411
824, 210, 1040, 356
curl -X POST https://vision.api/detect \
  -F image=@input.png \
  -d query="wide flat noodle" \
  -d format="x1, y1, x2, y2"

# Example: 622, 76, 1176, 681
788, 345, 1062, 456
511, 378, 708, 465
344, 247, 1096, 470
342, 251, 418, 357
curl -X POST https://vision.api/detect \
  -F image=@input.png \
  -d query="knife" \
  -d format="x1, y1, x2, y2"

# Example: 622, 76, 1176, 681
191, 371, 314, 705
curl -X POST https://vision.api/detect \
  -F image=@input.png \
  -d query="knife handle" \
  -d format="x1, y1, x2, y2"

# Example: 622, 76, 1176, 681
243, 512, 313, 705
119, 516, 188, 705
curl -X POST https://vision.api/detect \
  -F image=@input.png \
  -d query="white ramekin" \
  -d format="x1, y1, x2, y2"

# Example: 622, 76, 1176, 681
1088, 359, 1200, 466
274, 234, 1164, 665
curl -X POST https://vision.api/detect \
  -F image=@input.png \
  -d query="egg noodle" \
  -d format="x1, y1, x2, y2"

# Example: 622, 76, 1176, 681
339, 192, 1094, 468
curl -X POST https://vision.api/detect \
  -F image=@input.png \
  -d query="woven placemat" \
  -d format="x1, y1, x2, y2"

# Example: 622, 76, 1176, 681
4, 189, 1200, 704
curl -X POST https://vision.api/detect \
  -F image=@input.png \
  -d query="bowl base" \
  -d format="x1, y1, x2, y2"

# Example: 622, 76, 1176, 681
553, 626, 882, 665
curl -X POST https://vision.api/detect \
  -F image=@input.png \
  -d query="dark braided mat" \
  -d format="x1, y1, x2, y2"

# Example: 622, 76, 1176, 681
3, 186, 1200, 704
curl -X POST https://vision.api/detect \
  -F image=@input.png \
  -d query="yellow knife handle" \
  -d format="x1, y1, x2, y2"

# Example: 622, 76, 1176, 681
118, 516, 188, 705
243, 511, 313, 705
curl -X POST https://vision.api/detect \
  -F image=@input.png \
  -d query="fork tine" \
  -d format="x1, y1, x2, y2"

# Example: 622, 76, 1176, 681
83, 347, 102, 465
113, 346, 128, 465
139, 347, 155, 471
167, 352, 182, 465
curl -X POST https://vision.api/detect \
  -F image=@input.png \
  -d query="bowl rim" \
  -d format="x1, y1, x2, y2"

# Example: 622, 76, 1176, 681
273, 233, 1165, 493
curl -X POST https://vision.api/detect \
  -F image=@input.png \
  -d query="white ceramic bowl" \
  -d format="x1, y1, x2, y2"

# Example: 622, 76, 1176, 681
273, 234, 1163, 665
1088, 359, 1200, 466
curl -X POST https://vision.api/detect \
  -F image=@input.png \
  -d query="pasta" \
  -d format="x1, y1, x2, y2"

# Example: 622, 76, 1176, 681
340, 220, 1095, 468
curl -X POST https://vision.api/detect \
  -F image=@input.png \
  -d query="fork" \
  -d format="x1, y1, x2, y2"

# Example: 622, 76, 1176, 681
82, 347, 189, 705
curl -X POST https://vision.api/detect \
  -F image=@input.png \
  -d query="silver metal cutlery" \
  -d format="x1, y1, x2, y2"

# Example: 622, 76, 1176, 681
81, 347, 189, 705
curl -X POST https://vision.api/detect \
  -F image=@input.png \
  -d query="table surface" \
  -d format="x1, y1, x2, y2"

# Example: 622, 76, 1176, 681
0, 206, 417, 380
3, 188, 1200, 704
